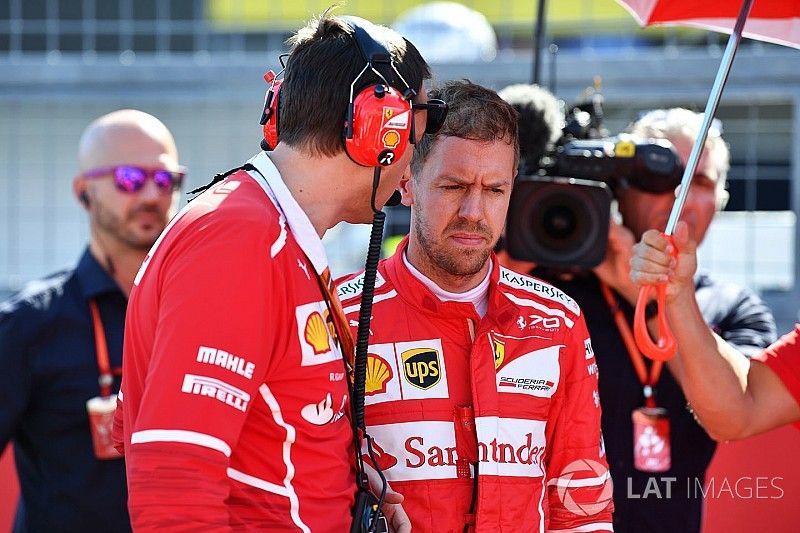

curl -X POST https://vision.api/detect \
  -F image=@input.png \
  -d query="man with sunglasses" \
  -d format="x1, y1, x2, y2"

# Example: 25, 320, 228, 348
0, 108, 181, 532
500, 103, 777, 533
337, 80, 613, 532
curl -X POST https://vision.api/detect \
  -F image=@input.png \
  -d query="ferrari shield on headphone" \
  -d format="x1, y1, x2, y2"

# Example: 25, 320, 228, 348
259, 17, 417, 167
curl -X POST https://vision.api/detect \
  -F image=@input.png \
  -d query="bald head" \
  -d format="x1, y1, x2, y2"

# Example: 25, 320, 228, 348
78, 109, 179, 173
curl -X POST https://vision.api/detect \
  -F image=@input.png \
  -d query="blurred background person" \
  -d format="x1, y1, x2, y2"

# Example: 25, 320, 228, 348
498, 87, 777, 533
0, 109, 182, 532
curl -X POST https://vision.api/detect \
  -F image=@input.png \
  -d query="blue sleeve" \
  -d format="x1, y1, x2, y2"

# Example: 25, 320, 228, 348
0, 299, 34, 449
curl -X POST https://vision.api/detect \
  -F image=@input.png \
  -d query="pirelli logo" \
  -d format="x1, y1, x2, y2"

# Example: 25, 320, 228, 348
181, 374, 250, 412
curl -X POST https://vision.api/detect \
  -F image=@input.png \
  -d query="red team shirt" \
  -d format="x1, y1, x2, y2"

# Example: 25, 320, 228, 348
113, 152, 355, 531
757, 325, 800, 410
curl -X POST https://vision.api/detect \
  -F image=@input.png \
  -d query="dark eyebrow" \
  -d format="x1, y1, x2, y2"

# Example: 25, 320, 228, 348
437, 174, 513, 188
437, 175, 471, 185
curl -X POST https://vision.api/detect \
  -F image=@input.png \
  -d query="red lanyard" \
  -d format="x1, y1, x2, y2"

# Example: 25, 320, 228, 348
600, 283, 662, 408
87, 299, 121, 398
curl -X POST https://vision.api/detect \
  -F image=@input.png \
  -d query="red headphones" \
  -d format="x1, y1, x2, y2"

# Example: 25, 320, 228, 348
259, 17, 416, 167
260, 69, 282, 151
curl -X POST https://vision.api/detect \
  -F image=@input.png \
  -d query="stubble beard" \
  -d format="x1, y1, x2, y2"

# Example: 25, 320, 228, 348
95, 202, 164, 252
412, 205, 491, 279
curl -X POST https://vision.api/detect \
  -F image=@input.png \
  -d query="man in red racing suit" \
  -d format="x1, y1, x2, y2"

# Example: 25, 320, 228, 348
112, 13, 432, 531
338, 81, 613, 532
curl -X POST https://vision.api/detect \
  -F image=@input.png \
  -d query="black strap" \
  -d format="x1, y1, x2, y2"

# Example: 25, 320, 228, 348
187, 163, 257, 200
340, 16, 391, 67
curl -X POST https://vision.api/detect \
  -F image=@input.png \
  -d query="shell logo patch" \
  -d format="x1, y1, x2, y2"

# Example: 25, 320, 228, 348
366, 353, 393, 396
296, 301, 342, 366
304, 311, 331, 355
383, 130, 401, 149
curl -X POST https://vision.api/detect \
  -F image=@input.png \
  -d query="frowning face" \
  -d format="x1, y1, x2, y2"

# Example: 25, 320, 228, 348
403, 135, 516, 290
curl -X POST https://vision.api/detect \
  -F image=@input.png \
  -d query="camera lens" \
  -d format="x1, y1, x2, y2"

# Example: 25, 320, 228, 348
542, 204, 578, 240
506, 176, 612, 268
531, 192, 588, 257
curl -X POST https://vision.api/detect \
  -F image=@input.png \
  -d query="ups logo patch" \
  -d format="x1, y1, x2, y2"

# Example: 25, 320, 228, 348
401, 347, 441, 390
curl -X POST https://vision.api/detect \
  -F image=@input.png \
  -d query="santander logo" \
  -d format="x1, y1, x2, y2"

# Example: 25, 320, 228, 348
362, 440, 398, 471
366, 419, 548, 481
404, 433, 545, 469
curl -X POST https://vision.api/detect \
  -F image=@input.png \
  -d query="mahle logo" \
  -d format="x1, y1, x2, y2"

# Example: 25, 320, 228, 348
401, 348, 441, 389
555, 459, 614, 517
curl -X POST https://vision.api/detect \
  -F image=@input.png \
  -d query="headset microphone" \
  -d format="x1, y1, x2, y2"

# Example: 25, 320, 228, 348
384, 190, 402, 207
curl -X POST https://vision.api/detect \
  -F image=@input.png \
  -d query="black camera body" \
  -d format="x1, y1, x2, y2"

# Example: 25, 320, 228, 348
506, 135, 683, 268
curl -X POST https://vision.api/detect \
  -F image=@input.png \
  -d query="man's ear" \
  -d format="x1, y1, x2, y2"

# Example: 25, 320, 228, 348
400, 175, 414, 207
73, 177, 90, 210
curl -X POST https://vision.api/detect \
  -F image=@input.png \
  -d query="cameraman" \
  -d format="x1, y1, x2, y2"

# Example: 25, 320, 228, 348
498, 93, 778, 533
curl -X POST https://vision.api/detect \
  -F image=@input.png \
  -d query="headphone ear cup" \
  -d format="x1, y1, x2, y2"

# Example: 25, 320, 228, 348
79, 191, 90, 208
344, 85, 412, 167
261, 79, 282, 151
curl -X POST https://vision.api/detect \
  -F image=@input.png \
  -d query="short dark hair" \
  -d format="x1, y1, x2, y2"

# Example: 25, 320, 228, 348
279, 13, 430, 157
411, 80, 519, 177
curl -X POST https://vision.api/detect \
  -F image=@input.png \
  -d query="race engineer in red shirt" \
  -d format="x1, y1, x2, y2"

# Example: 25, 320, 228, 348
631, 224, 800, 439
338, 81, 614, 532
112, 13, 433, 532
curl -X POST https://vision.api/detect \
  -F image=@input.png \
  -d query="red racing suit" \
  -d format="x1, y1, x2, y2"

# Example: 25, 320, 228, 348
337, 238, 614, 533
113, 152, 355, 531
757, 325, 800, 412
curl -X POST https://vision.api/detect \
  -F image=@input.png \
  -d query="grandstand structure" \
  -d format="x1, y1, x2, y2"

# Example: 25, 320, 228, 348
0, 0, 797, 329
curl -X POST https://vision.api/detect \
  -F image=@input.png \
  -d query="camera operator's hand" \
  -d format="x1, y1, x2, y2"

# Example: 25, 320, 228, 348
630, 221, 697, 305
593, 220, 639, 305
364, 462, 411, 533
